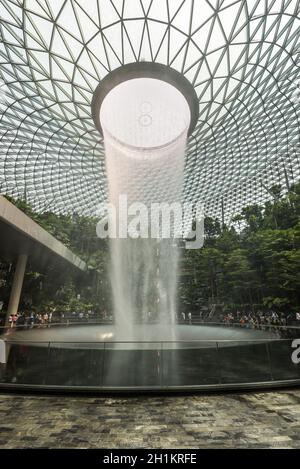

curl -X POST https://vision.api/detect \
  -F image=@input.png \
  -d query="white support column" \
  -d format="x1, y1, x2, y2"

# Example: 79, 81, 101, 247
6, 254, 28, 326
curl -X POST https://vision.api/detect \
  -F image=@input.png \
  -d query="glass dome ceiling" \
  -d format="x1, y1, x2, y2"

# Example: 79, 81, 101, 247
0, 0, 299, 222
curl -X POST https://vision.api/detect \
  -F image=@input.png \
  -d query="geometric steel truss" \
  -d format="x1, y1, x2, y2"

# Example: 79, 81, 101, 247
0, 0, 299, 222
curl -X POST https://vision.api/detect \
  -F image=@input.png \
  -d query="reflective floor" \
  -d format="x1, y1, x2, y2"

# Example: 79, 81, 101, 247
0, 389, 300, 448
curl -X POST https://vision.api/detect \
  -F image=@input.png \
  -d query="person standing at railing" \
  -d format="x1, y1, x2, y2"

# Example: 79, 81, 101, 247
16, 312, 25, 329
39, 313, 44, 327
8, 314, 13, 328
12, 313, 18, 328
29, 311, 35, 328
43, 312, 48, 327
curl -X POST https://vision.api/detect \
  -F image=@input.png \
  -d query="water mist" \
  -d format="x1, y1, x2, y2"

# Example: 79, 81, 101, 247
100, 77, 190, 341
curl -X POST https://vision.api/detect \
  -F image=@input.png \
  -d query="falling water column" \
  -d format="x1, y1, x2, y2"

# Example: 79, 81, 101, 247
100, 77, 191, 340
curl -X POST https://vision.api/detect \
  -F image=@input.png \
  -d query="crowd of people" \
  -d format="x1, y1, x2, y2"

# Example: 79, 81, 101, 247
175, 309, 300, 328
7, 311, 53, 328
1, 308, 299, 330
2, 309, 113, 329
222, 310, 299, 328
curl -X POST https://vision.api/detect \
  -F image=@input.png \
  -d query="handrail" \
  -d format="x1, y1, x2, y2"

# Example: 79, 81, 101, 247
1, 321, 299, 332
2, 337, 298, 344
0, 320, 113, 331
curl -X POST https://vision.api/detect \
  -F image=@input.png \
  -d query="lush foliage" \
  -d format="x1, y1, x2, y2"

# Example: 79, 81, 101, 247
1, 181, 300, 316
179, 181, 300, 313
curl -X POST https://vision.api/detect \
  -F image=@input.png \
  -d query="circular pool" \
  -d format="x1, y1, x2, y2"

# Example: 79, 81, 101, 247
1, 324, 299, 392
2, 323, 277, 347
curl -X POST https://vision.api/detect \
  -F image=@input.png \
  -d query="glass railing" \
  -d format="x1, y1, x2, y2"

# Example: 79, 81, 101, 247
0, 319, 113, 333
1, 320, 299, 334
0, 336, 300, 390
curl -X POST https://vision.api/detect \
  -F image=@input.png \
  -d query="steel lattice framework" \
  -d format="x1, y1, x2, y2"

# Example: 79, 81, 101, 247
0, 0, 299, 222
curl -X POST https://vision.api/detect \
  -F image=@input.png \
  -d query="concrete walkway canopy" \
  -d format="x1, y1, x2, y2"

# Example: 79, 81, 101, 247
0, 195, 87, 272
0, 195, 87, 322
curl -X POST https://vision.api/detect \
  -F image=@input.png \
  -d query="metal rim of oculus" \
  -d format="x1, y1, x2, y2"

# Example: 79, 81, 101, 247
91, 62, 199, 139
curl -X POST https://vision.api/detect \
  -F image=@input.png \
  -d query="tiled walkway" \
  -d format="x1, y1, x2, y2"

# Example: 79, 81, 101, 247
0, 389, 300, 448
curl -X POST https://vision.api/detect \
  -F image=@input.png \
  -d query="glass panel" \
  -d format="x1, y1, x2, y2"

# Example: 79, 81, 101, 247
162, 341, 220, 386
218, 341, 272, 384
3, 342, 48, 385
269, 340, 300, 381
45, 343, 104, 387
102, 342, 161, 387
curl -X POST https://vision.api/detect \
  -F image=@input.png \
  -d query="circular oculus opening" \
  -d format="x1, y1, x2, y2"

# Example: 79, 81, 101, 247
91, 62, 199, 143
100, 77, 191, 149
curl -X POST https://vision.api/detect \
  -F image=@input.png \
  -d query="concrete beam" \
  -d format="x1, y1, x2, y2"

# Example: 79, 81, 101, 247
0, 196, 87, 272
